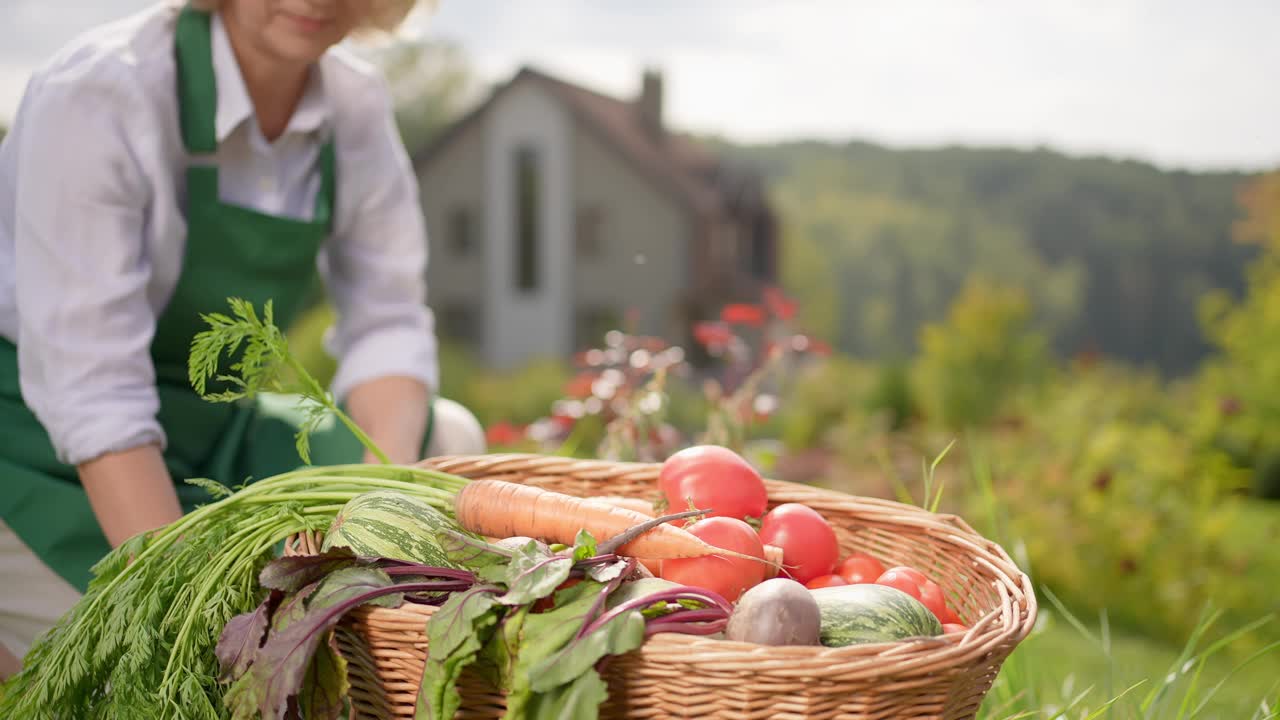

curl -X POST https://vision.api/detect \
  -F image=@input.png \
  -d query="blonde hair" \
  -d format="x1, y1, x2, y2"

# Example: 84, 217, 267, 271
188, 0, 431, 35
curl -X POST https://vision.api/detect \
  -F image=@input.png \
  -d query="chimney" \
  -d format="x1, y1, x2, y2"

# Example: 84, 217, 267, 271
637, 68, 664, 140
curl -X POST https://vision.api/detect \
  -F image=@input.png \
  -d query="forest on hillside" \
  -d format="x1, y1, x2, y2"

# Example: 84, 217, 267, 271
717, 140, 1260, 376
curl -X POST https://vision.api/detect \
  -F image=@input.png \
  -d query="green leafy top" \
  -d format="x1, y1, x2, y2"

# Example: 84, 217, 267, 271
188, 297, 390, 464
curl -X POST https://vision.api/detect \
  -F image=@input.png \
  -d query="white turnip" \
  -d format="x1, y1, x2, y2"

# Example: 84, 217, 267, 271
724, 578, 822, 646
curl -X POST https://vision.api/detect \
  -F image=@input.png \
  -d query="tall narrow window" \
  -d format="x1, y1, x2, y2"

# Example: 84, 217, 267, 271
448, 206, 473, 257
514, 146, 540, 291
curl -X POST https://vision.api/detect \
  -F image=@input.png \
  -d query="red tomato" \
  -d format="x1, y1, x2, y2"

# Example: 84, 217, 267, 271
942, 623, 968, 635
660, 517, 766, 602
658, 446, 769, 525
805, 574, 847, 589
918, 580, 961, 625
885, 566, 929, 587
757, 503, 839, 585
874, 567, 924, 600
836, 552, 886, 584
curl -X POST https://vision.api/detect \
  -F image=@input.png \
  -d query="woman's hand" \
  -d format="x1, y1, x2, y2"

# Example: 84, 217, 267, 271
78, 445, 183, 548
346, 376, 431, 465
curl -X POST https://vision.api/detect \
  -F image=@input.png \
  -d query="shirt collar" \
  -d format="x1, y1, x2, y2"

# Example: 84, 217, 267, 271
210, 12, 330, 143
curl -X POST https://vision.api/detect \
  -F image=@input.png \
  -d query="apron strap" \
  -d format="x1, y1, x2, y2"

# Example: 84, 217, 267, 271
173, 4, 337, 231
175, 5, 218, 156
315, 141, 336, 230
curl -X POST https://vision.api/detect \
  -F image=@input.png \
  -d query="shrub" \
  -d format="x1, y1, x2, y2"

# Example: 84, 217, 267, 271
960, 364, 1279, 656
912, 276, 1049, 430
1192, 171, 1280, 500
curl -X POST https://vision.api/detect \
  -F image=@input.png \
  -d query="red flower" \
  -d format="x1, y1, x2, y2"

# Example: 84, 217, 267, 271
564, 372, 598, 398
763, 287, 797, 321
549, 414, 577, 432
485, 421, 526, 447
720, 303, 767, 327
693, 321, 734, 348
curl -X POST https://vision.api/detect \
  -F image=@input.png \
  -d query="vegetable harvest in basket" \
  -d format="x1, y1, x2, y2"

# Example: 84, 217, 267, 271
0, 299, 968, 720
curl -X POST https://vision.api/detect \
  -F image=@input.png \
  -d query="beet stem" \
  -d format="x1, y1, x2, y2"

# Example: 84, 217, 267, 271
595, 508, 711, 556
573, 558, 635, 641
383, 565, 477, 582
582, 586, 731, 637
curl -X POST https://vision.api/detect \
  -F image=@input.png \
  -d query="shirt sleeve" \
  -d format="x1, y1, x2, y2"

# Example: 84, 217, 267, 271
321, 75, 439, 402
12, 68, 165, 466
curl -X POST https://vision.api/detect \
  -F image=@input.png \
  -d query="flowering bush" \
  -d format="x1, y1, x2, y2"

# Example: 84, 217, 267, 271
494, 287, 830, 463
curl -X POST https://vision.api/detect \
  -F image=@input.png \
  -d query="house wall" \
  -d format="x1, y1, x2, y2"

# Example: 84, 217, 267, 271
481, 82, 574, 369
570, 127, 691, 348
419, 117, 486, 347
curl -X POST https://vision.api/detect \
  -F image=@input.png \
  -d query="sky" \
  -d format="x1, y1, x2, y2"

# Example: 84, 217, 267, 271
2, 0, 1277, 172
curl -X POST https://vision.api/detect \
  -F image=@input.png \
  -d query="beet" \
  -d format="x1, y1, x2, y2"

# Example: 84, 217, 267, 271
724, 578, 822, 646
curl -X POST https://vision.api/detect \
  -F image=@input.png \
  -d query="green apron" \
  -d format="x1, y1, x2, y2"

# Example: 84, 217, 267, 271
0, 5, 427, 592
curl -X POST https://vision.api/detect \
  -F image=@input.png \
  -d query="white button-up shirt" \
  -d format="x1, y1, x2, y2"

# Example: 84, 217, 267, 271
0, 2, 439, 467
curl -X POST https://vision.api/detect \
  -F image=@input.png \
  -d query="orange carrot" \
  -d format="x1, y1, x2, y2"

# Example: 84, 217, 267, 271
593, 495, 656, 517
454, 479, 759, 561
595, 496, 660, 570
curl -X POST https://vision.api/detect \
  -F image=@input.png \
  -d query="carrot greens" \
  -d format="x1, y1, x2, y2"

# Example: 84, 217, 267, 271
188, 297, 390, 465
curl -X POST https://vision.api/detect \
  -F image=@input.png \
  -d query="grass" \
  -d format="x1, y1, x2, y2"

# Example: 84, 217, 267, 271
984, 603, 1280, 719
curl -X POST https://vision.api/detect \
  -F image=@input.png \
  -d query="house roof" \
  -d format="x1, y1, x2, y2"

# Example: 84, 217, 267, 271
411, 66, 729, 220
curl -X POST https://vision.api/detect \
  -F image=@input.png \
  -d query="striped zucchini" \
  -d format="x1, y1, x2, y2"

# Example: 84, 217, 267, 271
809, 583, 943, 646
322, 490, 458, 568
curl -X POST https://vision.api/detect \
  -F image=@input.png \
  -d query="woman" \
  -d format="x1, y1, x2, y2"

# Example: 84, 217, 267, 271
0, 0, 484, 670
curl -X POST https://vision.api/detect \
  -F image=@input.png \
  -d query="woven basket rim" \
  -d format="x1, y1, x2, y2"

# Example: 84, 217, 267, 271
286, 452, 1038, 679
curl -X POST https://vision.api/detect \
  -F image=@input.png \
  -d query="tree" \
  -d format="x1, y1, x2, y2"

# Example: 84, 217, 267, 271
1195, 171, 1280, 498
363, 37, 480, 156
721, 141, 1252, 375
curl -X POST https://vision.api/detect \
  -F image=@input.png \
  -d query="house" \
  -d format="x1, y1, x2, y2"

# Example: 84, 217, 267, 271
412, 66, 778, 369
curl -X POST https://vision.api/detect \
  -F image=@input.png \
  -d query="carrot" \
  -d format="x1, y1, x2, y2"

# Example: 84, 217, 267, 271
594, 495, 656, 517
595, 496, 661, 570
453, 479, 761, 562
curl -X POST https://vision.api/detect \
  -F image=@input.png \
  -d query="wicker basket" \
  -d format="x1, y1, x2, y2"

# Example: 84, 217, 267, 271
284, 453, 1037, 719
